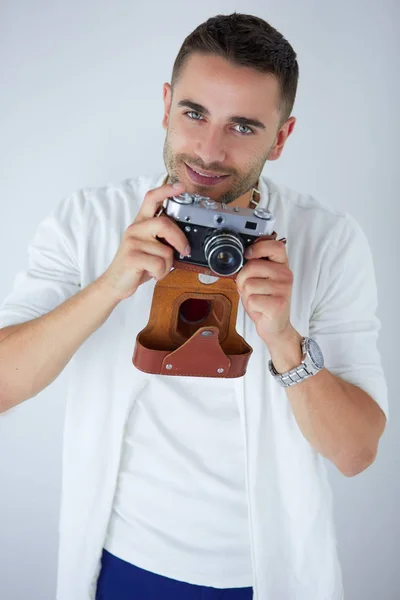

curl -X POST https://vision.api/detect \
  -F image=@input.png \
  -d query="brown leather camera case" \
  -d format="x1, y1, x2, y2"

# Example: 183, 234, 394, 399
133, 260, 254, 378
132, 242, 257, 379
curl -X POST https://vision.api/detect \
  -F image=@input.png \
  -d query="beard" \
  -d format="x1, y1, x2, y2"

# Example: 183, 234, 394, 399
163, 133, 272, 205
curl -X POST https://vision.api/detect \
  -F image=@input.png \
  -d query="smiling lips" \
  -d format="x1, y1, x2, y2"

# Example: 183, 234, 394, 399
185, 163, 229, 185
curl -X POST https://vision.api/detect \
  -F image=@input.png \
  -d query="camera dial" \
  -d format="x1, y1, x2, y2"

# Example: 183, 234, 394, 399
172, 192, 194, 205
253, 207, 272, 220
201, 199, 218, 210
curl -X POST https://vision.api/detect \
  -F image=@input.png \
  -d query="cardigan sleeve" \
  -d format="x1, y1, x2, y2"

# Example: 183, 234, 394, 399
309, 213, 388, 420
0, 193, 83, 328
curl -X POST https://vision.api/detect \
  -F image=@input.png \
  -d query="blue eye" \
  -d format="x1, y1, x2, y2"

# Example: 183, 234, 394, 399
186, 111, 203, 121
234, 124, 254, 135
184, 111, 254, 135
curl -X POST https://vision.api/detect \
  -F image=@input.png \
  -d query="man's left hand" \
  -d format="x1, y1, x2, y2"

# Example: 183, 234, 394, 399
235, 238, 294, 345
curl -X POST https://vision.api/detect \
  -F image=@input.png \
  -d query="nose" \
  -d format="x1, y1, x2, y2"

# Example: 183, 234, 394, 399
193, 126, 227, 166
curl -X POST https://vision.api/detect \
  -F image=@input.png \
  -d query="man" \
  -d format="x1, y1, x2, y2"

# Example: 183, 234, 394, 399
0, 12, 388, 600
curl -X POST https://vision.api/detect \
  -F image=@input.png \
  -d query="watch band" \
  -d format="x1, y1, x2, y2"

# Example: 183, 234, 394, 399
268, 359, 314, 388
268, 336, 323, 388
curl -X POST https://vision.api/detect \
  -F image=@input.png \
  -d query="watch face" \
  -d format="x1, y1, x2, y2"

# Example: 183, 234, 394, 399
307, 339, 324, 369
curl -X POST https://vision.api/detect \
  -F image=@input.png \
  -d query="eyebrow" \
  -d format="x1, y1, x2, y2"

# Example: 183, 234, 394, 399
177, 99, 267, 131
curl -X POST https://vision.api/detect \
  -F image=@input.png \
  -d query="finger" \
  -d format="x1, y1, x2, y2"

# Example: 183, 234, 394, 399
133, 250, 171, 281
129, 216, 191, 257
236, 260, 292, 290
136, 182, 186, 222
237, 277, 288, 297
130, 239, 174, 265
244, 239, 288, 263
246, 294, 288, 317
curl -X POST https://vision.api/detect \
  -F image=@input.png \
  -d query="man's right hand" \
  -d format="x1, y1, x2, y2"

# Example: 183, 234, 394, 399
99, 181, 191, 301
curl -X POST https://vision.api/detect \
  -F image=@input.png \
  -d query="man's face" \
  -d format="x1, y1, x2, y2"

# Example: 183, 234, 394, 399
162, 53, 295, 205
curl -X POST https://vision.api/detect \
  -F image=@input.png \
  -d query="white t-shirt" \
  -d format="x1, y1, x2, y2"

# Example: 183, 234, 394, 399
105, 374, 253, 588
0, 173, 388, 600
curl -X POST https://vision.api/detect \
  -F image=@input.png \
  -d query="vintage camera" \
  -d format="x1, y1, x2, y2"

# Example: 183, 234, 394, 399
164, 192, 276, 277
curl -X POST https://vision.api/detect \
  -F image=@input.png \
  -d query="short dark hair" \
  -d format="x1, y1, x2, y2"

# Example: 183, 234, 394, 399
171, 13, 299, 127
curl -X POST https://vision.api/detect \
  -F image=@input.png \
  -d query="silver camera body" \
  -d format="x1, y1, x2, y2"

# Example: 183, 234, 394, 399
165, 192, 275, 277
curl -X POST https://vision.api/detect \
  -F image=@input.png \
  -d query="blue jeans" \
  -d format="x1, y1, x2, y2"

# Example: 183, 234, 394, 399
96, 549, 253, 599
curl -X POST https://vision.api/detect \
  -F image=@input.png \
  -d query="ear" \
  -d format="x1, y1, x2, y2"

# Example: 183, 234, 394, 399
162, 83, 172, 130
268, 116, 296, 161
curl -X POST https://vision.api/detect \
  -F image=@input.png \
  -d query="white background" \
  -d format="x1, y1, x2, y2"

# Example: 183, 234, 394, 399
0, 1, 399, 598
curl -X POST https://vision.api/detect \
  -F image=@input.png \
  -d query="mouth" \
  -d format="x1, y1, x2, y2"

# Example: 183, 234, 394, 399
185, 163, 230, 186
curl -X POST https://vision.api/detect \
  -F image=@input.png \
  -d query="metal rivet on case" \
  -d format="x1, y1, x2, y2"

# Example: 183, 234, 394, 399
166, 364, 173, 370
217, 368, 224, 374
201, 330, 213, 337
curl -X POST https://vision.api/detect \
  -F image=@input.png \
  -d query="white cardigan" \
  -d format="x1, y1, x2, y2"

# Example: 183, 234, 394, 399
0, 173, 388, 600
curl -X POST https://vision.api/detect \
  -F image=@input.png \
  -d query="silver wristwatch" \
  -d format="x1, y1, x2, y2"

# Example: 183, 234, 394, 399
268, 337, 324, 388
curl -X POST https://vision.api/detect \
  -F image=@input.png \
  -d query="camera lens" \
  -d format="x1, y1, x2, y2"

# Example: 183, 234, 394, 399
204, 231, 244, 276
216, 250, 234, 266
